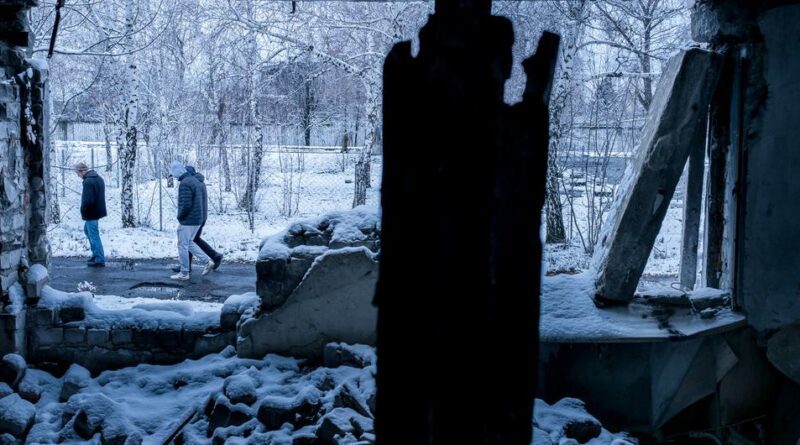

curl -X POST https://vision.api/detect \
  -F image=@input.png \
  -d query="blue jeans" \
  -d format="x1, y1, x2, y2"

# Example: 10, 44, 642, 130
83, 220, 105, 264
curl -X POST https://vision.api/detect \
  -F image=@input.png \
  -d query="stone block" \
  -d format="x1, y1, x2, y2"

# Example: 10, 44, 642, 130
86, 329, 109, 346
59, 306, 85, 323
28, 307, 53, 326
111, 329, 133, 346
63, 327, 86, 344
34, 326, 62, 346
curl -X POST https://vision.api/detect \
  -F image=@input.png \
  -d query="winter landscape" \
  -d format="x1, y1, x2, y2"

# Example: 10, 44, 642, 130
5, 0, 779, 444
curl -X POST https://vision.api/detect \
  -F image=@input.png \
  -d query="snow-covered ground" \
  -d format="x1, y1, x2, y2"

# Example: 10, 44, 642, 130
49, 148, 382, 263
4, 345, 636, 445
50, 142, 685, 277
545, 194, 685, 278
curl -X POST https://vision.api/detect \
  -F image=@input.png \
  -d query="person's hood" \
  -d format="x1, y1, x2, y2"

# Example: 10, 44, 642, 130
169, 161, 187, 179
83, 170, 98, 179
186, 165, 204, 183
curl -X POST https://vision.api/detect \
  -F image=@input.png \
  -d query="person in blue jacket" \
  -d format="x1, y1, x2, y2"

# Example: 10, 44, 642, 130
168, 161, 214, 280
171, 165, 224, 274
75, 162, 107, 268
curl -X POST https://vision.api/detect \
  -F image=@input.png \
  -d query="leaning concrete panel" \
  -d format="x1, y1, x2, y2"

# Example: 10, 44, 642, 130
593, 49, 721, 304
238, 248, 378, 359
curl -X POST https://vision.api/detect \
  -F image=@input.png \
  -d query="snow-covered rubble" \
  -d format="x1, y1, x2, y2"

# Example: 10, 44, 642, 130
258, 205, 380, 262
0, 344, 635, 444
38, 285, 219, 331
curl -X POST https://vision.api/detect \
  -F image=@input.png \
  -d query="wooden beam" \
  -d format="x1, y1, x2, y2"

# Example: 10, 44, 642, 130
679, 141, 705, 291
702, 52, 735, 289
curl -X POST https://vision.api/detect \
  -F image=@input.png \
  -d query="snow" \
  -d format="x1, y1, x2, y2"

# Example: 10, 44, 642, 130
222, 292, 260, 314
38, 286, 219, 330
533, 398, 635, 445
49, 147, 382, 263
688, 287, 730, 300
131, 301, 196, 317
28, 263, 48, 283
540, 272, 745, 342
223, 374, 258, 404
92, 293, 222, 313
0, 383, 11, 399
0, 394, 35, 436
259, 236, 292, 261
258, 205, 379, 261
4, 283, 24, 314
2, 354, 26, 373
15, 344, 633, 445
25, 57, 49, 71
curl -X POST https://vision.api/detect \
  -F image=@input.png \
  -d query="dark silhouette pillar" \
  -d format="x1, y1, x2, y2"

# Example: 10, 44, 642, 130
375, 0, 559, 443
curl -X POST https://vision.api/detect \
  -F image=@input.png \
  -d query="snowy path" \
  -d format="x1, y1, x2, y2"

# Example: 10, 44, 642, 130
49, 257, 255, 304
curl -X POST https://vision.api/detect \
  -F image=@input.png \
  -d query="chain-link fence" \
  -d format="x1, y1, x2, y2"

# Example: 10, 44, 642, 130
50, 139, 382, 233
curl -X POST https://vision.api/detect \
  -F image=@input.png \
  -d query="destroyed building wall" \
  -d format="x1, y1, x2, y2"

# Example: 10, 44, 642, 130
736, 5, 800, 332
0, 0, 51, 358
26, 302, 236, 374
694, 0, 800, 332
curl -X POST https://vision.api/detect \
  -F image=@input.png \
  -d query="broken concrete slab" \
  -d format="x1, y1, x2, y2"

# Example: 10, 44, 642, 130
634, 288, 689, 307
688, 287, 731, 311
238, 248, 378, 359
767, 324, 800, 385
593, 49, 722, 304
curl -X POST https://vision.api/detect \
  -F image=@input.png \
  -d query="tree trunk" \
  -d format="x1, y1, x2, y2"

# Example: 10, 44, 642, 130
240, 30, 263, 214
545, 0, 587, 244
47, 82, 60, 224
103, 122, 113, 173
303, 79, 313, 147
216, 101, 231, 193
353, 73, 379, 207
120, 1, 138, 228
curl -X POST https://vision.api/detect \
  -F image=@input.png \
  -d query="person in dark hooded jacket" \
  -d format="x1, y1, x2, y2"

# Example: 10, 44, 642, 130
169, 161, 213, 280
171, 166, 223, 273
75, 162, 107, 267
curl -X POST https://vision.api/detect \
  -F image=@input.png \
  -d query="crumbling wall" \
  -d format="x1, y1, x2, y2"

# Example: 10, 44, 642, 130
243, 207, 380, 359
692, 3, 800, 443
0, 0, 50, 358
693, 1, 800, 332
24, 283, 241, 373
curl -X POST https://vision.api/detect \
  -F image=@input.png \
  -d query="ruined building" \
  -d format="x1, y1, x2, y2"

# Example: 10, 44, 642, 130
1, 0, 800, 444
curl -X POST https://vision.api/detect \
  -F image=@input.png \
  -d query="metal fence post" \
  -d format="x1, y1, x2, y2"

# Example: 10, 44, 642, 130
159, 156, 163, 231
60, 148, 66, 197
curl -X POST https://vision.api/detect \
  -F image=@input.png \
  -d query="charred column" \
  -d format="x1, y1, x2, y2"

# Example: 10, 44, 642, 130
375, 0, 558, 443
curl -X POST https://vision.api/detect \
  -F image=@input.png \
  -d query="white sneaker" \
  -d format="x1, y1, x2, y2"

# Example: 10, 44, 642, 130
202, 260, 216, 276
171, 272, 190, 281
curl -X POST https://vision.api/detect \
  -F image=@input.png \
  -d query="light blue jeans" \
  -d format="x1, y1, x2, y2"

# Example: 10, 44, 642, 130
83, 220, 105, 264
177, 225, 209, 274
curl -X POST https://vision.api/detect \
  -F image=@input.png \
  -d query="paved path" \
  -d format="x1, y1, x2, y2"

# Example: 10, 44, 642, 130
49, 257, 256, 303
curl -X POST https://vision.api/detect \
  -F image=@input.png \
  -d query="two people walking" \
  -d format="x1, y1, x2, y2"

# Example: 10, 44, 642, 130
75, 160, 224, 280
169, 161, 224, 281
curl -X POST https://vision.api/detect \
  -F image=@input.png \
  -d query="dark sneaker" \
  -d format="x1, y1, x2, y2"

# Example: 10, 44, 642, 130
213, 254, 223, 270
87, 262, 105, 268
86, 256, 96, 263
